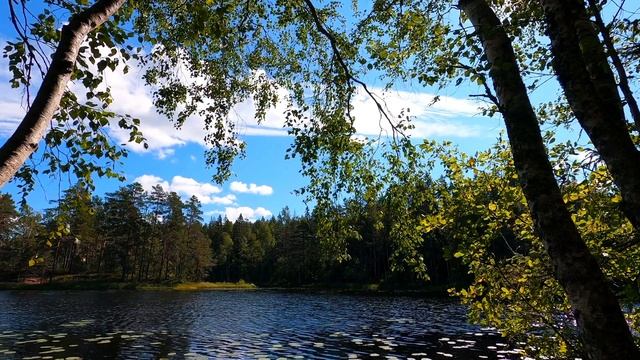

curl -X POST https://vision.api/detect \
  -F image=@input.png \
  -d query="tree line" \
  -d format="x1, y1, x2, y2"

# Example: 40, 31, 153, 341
0, 183, 467, 288
0, 184, 210, 283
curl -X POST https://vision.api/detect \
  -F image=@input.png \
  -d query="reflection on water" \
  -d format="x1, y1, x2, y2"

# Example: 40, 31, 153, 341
0, 290, 522, 359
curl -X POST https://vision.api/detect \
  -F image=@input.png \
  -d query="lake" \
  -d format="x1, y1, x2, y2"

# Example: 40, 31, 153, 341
0, 290, 523, 359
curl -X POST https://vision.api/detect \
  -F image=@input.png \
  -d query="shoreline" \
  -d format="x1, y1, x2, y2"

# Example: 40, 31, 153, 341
0, 280, 257, 291
0, 280, 453, 297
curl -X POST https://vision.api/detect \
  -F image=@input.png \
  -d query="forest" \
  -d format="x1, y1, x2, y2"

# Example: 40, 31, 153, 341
1, 0, 640, 358
0, 182, 466, 288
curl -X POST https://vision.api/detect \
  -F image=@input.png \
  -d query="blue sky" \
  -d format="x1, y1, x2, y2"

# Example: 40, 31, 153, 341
0, 1, 580, 222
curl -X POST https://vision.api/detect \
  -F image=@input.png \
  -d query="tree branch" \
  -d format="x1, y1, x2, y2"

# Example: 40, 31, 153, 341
0, 0, 127, 187
302, 0, 406, 139
587, 0, 640, 131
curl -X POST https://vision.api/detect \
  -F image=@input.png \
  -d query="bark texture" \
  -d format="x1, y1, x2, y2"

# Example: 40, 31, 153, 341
587, 0, 640, 129
459, 0, 640, 358
542, 0, 640, 230
0, 0, 126, 187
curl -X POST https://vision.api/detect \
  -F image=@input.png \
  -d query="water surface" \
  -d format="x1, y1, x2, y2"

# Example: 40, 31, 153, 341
0, 290, 522, 359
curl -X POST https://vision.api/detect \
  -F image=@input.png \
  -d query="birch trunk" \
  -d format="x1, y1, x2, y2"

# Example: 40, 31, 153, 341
0, 0, 126, 187
542, 0, 640, 230
459, 0, 639, 358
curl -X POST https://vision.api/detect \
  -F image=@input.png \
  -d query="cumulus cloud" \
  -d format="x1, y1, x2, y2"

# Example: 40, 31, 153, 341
90, 53, 290, 157
0, 42, 491, 158
213, 206, 273, 221
133, 174, 236, 205
80, 49, 488, 149
0, 57, 28, 136
229, 181, 273, 195
134, 174, 170, 190
206, 194, 237, 205
100, 69, 487, 155
568, 147, 602, 167
349, 88, 483, 138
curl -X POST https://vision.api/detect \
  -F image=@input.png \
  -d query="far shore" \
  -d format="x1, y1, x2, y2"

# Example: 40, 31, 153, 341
0, 279, 257, 291
0, 278, 452, 296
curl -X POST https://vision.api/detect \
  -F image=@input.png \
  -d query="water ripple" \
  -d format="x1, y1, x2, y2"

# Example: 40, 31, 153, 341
0, 290, 521, 359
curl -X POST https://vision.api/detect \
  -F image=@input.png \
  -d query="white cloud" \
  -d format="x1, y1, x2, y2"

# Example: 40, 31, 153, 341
95, 54, 291, 157
349, 88, 483, 138
568, 148, 602, 167
206, 194, 237, 205
170, 174, 222, 196
229, 181, 273, 195
134, 174, 170, 191
156, 148, 175, 160
0, 100, 24, 122
0, 55, 28, 136
0, 42, 491, 158
0, 119, 21, 136
239, 127, 289, 136
75, 52, 489, 155
133, 174, 235, 205
221, 206, 273, 221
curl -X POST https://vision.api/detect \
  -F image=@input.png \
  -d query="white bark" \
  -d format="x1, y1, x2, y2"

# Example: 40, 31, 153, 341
0, 0, 126, 187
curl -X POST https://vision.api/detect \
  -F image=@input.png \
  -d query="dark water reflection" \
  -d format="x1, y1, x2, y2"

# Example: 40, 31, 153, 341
0, 290, 522, 359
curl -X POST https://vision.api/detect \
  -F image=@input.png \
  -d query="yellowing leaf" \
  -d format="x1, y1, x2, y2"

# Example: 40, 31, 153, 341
28, 259, 35, 267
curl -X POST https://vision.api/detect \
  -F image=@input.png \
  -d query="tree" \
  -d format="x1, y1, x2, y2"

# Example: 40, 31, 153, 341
458, 1, 638, 357
586, 0, 640, 128
0, 0, 339, 189
164, 192, 186, 280
217, 232, 234, 282
420, 139, 640, 357
0, 194, 20, 279
3, 1, 640, 357
14, 203, 45, 276
541, 0, 640, 231
0, 194, 18, 238
103, 183, 146, 281
0, 196, 45, 279
292, 0, 640, 357
185, 196, 204, 226
230, 214, 253, 280
0, 0, 126, 186
56, 184, 101, 273
251, 219, 275, 282
183, 196, 212, 280
147, 184, 169, 280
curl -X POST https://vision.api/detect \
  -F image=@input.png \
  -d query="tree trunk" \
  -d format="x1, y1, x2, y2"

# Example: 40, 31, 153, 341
0, 0, 126, 187
541, 0, 640, 230
587, 0, 640, 129
459, 0, 639, 358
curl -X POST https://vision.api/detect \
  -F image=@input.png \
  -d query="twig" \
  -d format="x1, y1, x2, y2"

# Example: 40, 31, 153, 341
302, 0, 406, 139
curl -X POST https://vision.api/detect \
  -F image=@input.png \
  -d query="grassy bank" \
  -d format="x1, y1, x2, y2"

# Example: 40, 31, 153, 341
0, 273, 454, 296
0, 279, 256, 291
149, 281, 256, 291
0, 280, 451, 296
